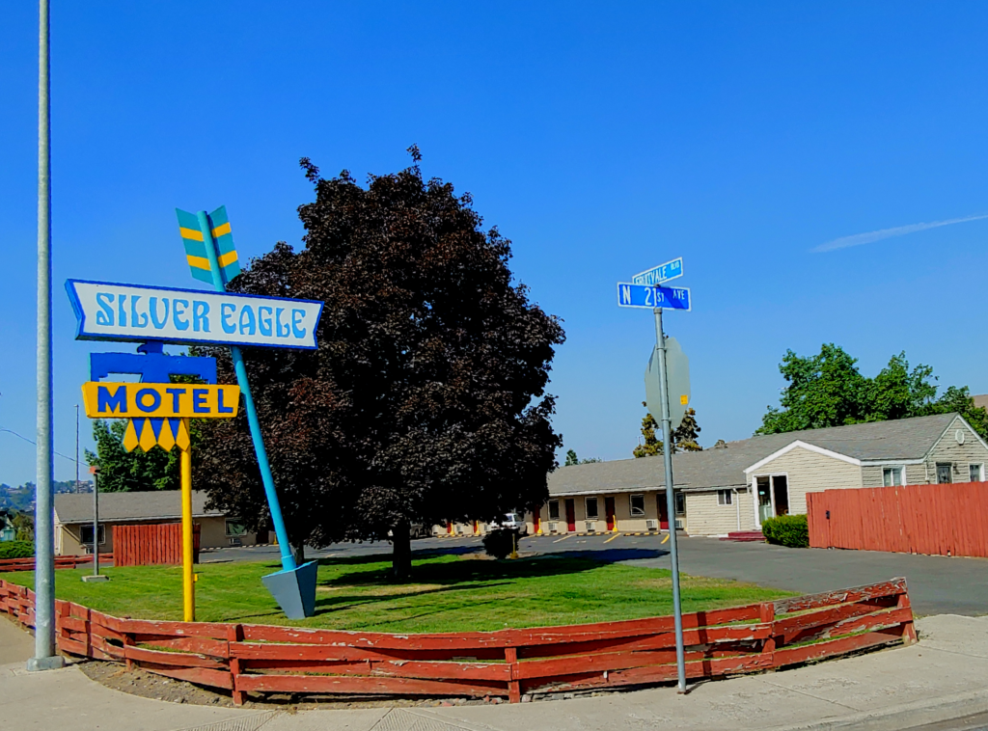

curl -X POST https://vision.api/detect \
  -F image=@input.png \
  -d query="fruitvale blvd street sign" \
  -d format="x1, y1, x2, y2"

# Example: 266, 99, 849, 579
617, 283, 691, 310
67, 280, 323, 349
81, 383, 241, 419
645, 336, 691, 432
632, 257, 683, 286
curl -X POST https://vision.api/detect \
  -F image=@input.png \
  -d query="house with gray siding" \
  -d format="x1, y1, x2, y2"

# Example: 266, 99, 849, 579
519, 412, 988, 536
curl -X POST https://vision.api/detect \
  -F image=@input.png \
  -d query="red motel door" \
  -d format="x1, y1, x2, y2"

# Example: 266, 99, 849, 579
565, 499, 576, 532
657, 493, 669, 530
605, 497, 616, 531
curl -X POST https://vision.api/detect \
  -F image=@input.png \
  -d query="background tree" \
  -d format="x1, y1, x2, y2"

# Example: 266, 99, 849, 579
758, 344, 988, 438
85, 417, 203, 492
564, 449, 602, 465
633, 405, 703, 456
196, 152, 565, 579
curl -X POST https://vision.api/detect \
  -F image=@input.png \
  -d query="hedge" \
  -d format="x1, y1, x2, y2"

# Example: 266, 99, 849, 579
0, 541, 35, 560
761, 514, 809, 548
482, 528, 519, 560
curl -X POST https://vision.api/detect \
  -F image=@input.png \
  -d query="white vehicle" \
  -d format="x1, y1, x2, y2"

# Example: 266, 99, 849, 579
493, 513, 527, 535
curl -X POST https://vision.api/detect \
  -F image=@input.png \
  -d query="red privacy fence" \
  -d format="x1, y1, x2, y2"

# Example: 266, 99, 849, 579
114, 523, 201, 567
808, 482, 988, 558
0, 577, 915, 705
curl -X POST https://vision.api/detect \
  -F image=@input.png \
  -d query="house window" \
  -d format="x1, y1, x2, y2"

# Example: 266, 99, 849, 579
585, 497, 599, 519
883, 467, 904, 487
225, 520, 247, 537
936, 463, 953, 484
717, 490, 733, 506
80, 524, 105, 546
675, 491, 686, 515
548, 500, 560, 520
630, 494, 646, 516
970, 464, 985, 482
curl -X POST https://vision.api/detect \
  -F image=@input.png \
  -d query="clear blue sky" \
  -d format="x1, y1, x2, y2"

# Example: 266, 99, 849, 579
3, 1, 988, 486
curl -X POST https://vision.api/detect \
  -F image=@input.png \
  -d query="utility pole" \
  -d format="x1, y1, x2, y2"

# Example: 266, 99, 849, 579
654, 307, 686, 693
29, 0, 63, 671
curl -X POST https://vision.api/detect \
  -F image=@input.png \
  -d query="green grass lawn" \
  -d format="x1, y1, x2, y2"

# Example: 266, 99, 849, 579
2, 553, 793, 633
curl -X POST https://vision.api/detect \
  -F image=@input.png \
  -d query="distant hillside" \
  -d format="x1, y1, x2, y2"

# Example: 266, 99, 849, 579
0, 480, 93, 512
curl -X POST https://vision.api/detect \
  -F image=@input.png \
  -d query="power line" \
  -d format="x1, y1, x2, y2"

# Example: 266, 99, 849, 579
0, 427, 80, 465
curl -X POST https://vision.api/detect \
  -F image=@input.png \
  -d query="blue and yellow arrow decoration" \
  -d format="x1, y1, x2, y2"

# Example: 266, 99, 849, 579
176, 206, 241, 286
122, 418, 191, 453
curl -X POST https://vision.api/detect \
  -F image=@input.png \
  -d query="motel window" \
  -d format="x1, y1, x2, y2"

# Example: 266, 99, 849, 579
225, 520, 248, 537
675, 491, 686, 516
882, 467, 904, 487
970, 464, 985, 482
585, 497, 599, 519
936, 463, 953, 484
630, 494, 646, 516
548, 500, 560, 520
717, 490, 732, 506
80, 524, 105, 546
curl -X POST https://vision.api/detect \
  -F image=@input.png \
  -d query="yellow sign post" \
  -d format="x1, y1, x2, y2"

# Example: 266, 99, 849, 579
82, 381, 239, 622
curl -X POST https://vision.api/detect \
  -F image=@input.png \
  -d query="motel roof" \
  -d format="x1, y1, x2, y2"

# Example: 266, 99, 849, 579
548, 412, 963, 496
54, 490, 224, 525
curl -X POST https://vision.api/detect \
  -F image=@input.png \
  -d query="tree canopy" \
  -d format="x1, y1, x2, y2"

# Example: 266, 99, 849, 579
195, 153, 565, 577
85, 420, 192, 492
757, 344, 988, 438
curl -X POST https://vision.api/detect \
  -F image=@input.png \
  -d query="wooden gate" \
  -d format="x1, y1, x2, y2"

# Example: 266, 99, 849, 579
808, 482, 988, 558
113, 522, 201, 566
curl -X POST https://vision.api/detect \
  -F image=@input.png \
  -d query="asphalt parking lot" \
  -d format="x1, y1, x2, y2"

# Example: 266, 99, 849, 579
202, 532, 988, 616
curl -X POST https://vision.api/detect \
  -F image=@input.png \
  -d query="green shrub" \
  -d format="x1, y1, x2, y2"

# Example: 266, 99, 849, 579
0, 541, 34, 560
761, 514, 809, 548
482, 529, 518, 560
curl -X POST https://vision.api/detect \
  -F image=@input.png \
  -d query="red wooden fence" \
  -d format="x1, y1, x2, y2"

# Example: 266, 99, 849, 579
0, 554, 113, 572
113, 523, 201, 567
808, 482, 988, 558
0, 577, 915, 705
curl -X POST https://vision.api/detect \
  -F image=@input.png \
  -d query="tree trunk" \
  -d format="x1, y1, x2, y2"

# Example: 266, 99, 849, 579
291, 539, 305, 565
391, 522, 412, 581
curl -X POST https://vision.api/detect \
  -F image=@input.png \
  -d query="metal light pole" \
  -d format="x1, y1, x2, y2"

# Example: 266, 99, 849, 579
654, 307, 686, 693
74, 405, 79, 491
28, 0, 63, 671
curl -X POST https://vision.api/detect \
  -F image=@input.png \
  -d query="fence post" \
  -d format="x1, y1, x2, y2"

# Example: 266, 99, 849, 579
896, 591, 918, 645
504, 647, 521, 703
759, 602, 777, 664
228, 624, 245, 706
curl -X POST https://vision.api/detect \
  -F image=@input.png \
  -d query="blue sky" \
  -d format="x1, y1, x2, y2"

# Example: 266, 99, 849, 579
3, 1, 988, 486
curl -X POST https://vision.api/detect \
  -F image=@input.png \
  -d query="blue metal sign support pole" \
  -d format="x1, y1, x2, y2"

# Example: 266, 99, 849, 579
28, 0, 63, 672
195, 211, 297, 573
654, 306, 686, 693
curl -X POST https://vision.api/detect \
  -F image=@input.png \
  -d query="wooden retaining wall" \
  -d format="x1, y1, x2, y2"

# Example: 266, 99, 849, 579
0, 577, 916, 705
808, 482, 988, 558
113, 523, 201, 567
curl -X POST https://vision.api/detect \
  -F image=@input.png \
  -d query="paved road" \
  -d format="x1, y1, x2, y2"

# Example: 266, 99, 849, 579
203, 533, 988, 616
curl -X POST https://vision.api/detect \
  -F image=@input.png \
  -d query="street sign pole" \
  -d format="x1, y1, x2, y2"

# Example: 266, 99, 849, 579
181, 431, 194, 621
654, 306, 687, 693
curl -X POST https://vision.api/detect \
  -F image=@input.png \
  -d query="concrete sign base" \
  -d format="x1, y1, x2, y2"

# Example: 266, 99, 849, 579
261, 560, 319, 619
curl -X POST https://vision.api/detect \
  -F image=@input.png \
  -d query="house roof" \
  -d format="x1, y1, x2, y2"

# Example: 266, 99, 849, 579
548, 413, 961, 497
54, 490, 224, 525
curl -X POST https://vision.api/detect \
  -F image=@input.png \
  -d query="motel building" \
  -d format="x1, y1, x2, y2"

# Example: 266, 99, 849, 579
438, 413, 988, 537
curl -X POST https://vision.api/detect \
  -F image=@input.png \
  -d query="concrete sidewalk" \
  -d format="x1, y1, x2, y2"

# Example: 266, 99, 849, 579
3, 613, 987, 731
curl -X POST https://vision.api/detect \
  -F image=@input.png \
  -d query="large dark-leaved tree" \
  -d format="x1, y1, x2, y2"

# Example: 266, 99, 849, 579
196, 151, 565, 578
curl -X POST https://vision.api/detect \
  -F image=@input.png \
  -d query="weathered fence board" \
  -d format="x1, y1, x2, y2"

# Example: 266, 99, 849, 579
0, 576, 915, 705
